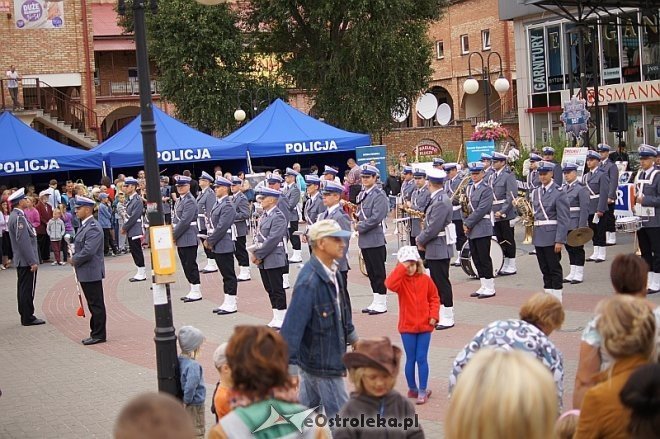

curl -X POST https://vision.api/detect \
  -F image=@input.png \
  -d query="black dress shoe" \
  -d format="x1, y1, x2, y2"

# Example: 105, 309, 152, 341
82, 337, 106, 345
648, 288, 660, 295
571, 279, 583, 285
129, 277, 146, 282
435, 323, 454, 330
182, 297, 202, 303
562, 278, 572, 283
216, 309, 237, 315
368, 309, 387, 315
22, 318, 46, 326
200, 269, 218, 274
477, 293, 496, 299
470, 292, 480, 298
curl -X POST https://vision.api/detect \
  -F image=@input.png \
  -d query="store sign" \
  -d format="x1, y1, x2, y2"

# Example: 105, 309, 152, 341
414, 139, 441, 157
529, 29, 547, 93
564, 80, 660, 106
602, 68, 621, 81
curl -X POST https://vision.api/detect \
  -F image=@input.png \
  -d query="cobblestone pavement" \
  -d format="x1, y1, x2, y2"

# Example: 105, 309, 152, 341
0, 228, 657, 438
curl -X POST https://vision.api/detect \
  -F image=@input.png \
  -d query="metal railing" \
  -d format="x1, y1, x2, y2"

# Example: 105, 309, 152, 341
468, 87, 518, 126
1, 77, 102, 142
95, 79, 160, 97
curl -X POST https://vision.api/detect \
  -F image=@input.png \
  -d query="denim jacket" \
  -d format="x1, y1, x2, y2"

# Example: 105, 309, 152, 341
178, 356, 206, 405
281, 255, 358, 378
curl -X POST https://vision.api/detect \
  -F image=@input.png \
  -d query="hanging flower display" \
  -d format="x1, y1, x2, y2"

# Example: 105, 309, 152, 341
471, 120, 509, 142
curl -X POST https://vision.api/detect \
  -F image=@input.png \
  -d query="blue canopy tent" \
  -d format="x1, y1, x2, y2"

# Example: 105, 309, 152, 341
0, 111, 103, 178
223, 99, 371, 159
93, 107, 247, 170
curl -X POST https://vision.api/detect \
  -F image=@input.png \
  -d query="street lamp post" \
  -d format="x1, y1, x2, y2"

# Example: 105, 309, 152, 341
233, 88, 272, 123
463, 51, 510, 122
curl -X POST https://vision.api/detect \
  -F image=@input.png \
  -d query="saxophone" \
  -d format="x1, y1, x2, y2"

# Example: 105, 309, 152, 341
512, 195, 534, 244
451, 176, 471, 217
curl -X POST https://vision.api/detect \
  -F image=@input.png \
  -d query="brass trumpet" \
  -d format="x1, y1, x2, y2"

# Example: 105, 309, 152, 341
342, 200, 360, 222
402, 207, 425, 219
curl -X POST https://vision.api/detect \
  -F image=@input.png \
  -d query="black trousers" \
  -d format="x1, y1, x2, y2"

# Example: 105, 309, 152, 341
427, 259, 453, 307
234, 235, 249, 267
129, 236, 145, 268
565, 237, 585, 266
177, 245, 200, 285
103, 228, 117, 254
289, 221, 301, 250
80, 280, 106, 340
61, 236, 68, 262
361, 246, 387, 295
494, 220, 516, 258
409, 236, 426, 261
164, 213, 172, 225
535, 245, 563, 289
259, 266, 286, 309
37, 233, 51, 261
349, 185, 362, 204
605, 203, 616, 233
588, 214, 607, 246
213, 252, 237, 296
638, 227, 660, 273
453, 219, 467, 255
16, 266, 37, 324
469, 237, 493, 279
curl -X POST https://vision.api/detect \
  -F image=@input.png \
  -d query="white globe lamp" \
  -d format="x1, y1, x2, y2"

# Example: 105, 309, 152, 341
234, 109, 246, 122
494, 76, 510, 94
463, 77, 480, 95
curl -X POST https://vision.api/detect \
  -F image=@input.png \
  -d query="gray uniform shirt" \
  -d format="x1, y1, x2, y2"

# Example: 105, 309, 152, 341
207, 196, 236, 254
356, 186, 388, 249
304, 193, 325, 225
401, 179, 415, 202
531, 183, 570, 247
172, 192, 199, 248
72, 216, 105, 283
563, 181, 590, 231
463, 181, 494, 239
123, 194, 144, 238
601, 158, 619, 200
490, 168, 518, 222
232, 191, 250, 237
8, 208, 39, 267
447, 175, 464, 221
636, 168, 660, 229
196, 187, 215, 232
410, 185, 431, 238
318, 204, 351, 272
283, 184, 301, 222
254, 206, 288, 269
416, 189, 454, 260
583, 168, 609, 214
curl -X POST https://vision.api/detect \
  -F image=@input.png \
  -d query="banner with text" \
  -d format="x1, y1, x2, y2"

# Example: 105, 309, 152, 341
465, 140, 495, 164
615, 184, 635, 217
14, 0, 64, 29
356, 145, 387, 179
561, 147, 588, 179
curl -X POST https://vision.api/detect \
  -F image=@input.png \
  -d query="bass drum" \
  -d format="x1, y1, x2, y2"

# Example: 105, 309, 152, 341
459, 238, 504, 278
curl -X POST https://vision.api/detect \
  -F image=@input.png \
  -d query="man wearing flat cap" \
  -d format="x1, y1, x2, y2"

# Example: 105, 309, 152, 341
8, 188, 46, 326
71, 196, 107, 345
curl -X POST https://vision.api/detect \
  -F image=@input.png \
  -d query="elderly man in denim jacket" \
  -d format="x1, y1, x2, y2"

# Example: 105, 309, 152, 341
280, 220, 359, 419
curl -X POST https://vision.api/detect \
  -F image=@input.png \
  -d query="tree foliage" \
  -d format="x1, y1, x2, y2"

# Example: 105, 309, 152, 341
247, 0, 447, 134
118, 0, 284, 134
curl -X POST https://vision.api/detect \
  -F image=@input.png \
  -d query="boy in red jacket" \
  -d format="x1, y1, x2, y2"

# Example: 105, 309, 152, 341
385, 246, 439, 405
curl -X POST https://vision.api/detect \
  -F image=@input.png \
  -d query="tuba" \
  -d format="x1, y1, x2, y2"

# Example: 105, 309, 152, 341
512, 195, 534, 244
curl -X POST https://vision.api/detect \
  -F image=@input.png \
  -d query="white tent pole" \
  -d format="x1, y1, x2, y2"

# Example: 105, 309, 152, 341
246, 149, 253, 174
102, 160, 107, 177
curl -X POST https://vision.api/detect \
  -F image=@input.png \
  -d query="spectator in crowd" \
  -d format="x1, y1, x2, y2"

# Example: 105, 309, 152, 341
445, 349, 558, 439
210, 342, 231, 423
98, 194, 118, 256
46, 209, 65, 265
609, 141, 630, 168
346, 158, 362, 204
59, 203, 73, 263
383, 165, 402, 211
335, 337, 424, 438
47, 179, 61, 209
177, 326, 206, 439
24, 197, 40, 230
573, 254, 660, 408
310, 164, 319, 176
385, 246, 439, 405
35, 191, 53, 263
101, 176, 115, 200
280, 219, 358, 420
293, 163, 307, 193
620, 363, 660, 439
113, 392, 194, 439
449, 293, 565, 407
5, 65, 21, 110
0, 201, 6, 270
208, 325, 323, 439
574, 295, 656, 438
1, 200, 11, 268
115, 191, 128, 254
555, 410, 580, 439
182, 170, 198, 197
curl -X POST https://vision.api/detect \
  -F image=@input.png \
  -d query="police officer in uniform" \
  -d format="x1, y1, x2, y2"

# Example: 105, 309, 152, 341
160, 176, 172, 225
561, 163, 590, 285
542, 147, 563, 185
251, 187, 289, 329
481, 153, 495, 185
321, 165, 339, 187
490, 152, 518, 276
71, 196, 107, 345
8, 188, 46, 326
432, 157, 445, 170
526, 153, 543, 193
463, 162, 496, 299
400, 166, 415, 203
531, 161, 570, 302
303, 175, 325, 227
445, 163, 466, 266
284, 168, 303, 263
598, 144, 619, 246
409, 168, 430, 260
173, 175, 202, 302
206, 177, 238, 314
267, 174, 292, 289
634, 144, 660, 294
415, 169, 455, 329
318, 181, 352, 288
121, 177, 146, 282
231, 176, 251, 282
357, 164, 390, 315
197, 171, 218, 274
583, 151, 610, 263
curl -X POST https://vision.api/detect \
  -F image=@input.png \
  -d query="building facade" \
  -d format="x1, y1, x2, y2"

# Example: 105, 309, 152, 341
500, 2, 659, 149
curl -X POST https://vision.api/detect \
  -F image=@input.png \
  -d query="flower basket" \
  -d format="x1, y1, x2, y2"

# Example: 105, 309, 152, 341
471, 120, 509, 142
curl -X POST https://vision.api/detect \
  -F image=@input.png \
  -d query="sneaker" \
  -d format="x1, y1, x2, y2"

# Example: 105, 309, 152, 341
416, 389, 432, 405
51, 261, 58, 266
407, 389, 418, 398
58, 262, 66, 266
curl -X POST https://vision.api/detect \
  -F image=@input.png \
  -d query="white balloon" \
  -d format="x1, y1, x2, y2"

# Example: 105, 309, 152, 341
416, 93, 438, 120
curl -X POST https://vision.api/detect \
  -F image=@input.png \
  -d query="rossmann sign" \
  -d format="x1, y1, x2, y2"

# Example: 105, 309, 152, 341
566, 80, 660, 106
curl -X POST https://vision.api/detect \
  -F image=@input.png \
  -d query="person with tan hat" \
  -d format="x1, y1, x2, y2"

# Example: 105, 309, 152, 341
280, 219, 358, 420
338, 337, 424, 438
385, 246, 439, 405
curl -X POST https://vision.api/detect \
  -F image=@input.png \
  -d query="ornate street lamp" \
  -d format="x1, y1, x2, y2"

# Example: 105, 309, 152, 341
463, 51, 510, 122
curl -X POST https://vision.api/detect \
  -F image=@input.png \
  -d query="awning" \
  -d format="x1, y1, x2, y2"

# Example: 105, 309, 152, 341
94, 39, 135, 52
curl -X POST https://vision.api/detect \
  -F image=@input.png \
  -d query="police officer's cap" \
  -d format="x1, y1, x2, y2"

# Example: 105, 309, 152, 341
586, 150, 601, 161
639, 144, 658, 158
267, 174, 284, 184
468, 162, 485, 172
175, 175, 192, 186
492, 152, 508, 161
542, 147, 555, 155
360, 164, 379, 176
285, 167, 299, 177
199, 171, 214, 182
596, 144, 611, 152
257, 187, 282, 198
7, 188, 26, 204
480, 153, 492, 161
321, 181, 344, 194
433, 158, 445, 166
305, 174, 321, 185
231, 176, 243, 186
530, 153, 543, 162
74, 195, 96, 208
213, 176, 232, 187
124, 177, 139, 186
562, 163, 578, 173
323, 165, 338, 176
427, 168, 447, 183
443, 162, 458, 171
537, 161, 556, 173
413, 168, 427, 178
402, 166, 413, 175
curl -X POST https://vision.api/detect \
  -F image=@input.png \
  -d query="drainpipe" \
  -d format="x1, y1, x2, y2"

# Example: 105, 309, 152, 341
503, 20, 513, 112
80, 0, 96, 137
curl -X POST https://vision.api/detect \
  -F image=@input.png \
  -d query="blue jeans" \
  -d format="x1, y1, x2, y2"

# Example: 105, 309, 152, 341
298, 369, 348, 419
400, 332, 432, 392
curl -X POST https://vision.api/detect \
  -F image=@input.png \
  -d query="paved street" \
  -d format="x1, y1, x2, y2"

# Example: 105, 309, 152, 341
0, 227, 657, 438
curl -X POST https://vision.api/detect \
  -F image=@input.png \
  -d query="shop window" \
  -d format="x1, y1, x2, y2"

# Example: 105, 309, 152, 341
482, 30, 491, 51
645, 104, 660, 146
641, 12, 659, 81
546, 25, 563, 91
621, 18, 641, 83
460, 34, 469, 55
601, 22, 622, 85
436, 41, 445, 59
